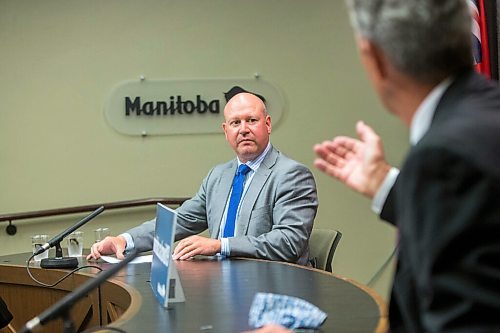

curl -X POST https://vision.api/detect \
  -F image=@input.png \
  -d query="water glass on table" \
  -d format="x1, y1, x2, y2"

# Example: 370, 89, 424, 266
94, 227, 110, 243
31, 234, 49, 261
67, 231, 84, 257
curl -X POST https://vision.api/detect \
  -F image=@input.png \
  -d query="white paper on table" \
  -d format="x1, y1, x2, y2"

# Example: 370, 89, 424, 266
101, 254, 153, 264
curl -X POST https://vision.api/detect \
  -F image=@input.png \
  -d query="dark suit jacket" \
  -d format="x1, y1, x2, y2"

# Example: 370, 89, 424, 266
381, 71, 500, 333
127, 146, 318, 265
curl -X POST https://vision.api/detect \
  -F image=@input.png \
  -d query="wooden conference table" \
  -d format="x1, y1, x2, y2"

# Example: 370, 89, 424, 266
0, 252, 387, 333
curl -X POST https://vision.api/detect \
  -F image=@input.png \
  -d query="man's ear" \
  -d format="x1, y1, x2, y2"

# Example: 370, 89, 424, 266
357, 37, 389, 81
266, 115, 272, 134
222, 122, 229, 140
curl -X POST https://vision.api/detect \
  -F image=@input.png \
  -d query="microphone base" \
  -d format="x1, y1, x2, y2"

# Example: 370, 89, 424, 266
40, 257, 78, 269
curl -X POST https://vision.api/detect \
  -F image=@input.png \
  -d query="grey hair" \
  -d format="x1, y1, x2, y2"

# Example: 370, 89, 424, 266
345, 0, 473, 83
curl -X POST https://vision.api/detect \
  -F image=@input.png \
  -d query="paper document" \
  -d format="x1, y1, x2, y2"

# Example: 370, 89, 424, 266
100, 254, 153, 264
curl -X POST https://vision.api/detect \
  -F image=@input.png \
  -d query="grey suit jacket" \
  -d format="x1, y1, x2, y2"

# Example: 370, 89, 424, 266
127, 146, 318, 265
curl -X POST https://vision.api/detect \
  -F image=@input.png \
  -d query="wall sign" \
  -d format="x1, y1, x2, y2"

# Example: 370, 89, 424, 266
104, 77, 285, 136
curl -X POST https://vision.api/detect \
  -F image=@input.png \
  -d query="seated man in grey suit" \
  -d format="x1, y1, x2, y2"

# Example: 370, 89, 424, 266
88, 87, 318, 265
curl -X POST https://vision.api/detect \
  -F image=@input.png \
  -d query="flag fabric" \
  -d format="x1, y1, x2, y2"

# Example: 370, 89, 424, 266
484, 0, 499, 80
482, 0, 499, 80
469, 0, 492, 79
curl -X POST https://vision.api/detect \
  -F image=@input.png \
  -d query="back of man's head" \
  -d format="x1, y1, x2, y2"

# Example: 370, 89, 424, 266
345, 0, 473, 84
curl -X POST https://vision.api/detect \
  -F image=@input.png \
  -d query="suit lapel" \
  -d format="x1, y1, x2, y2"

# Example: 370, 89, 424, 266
210, 161, 237, 239
236, 147, 278, 236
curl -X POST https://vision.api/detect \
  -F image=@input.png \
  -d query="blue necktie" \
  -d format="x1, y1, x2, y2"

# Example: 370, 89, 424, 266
223, 164, 252, 237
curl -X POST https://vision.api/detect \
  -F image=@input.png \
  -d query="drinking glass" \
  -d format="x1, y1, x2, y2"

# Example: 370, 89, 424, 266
94, 227, 110, 243
67, 231, 84, 257
32, 234, 49, 261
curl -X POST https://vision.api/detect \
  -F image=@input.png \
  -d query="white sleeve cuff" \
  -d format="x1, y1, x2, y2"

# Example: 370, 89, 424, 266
220, 238, 230, 256
120, 232, 135, 251
372, 167, 400, 215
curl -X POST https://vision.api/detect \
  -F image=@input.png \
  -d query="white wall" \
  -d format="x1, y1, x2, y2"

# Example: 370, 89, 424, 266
0, 0, 408, 299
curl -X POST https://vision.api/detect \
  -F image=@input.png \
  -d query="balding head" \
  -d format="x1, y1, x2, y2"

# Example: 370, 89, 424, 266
224, 93, 267, 118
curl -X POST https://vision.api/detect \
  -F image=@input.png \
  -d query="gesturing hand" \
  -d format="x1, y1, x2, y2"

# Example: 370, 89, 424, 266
313, 121, 392, 199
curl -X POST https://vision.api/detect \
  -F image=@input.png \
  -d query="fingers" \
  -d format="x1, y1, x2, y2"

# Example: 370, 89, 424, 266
314, 140, 354, 181
314, 158, 346, 181
173, 239, 188, 259
314, 143, 346, 167
314, 137, 359, 161
356, 121, 380, 145
173, 236, 220, 260
87, 241, 103, 260
173, 239, 200, 260
86, 236, 127, 261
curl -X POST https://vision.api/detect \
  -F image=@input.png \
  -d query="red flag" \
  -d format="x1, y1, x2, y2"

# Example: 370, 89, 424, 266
469, 0, 491, 78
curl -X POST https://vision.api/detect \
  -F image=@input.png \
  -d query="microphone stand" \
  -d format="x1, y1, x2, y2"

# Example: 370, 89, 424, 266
41, 241, 78, 269
38, 206, 104, 269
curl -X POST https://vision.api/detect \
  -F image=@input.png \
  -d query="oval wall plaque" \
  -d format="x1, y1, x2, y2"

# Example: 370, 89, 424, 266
104, 77, 285, 136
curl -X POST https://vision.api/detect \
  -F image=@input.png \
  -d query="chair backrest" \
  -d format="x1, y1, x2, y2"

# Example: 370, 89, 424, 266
309, 228, 342, 272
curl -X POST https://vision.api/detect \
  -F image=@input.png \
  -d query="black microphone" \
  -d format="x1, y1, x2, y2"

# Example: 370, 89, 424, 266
35, 206, 104, 269
34, 206, 105, 256
21, 249, 138, 333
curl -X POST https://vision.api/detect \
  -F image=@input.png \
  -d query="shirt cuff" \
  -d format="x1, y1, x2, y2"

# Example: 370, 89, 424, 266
120, 232, 135, 252
372, 167, 400, 215
220, 238, 230, 256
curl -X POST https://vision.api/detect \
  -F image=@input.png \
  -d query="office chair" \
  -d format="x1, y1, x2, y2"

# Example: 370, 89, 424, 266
309, 228, 342, 272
